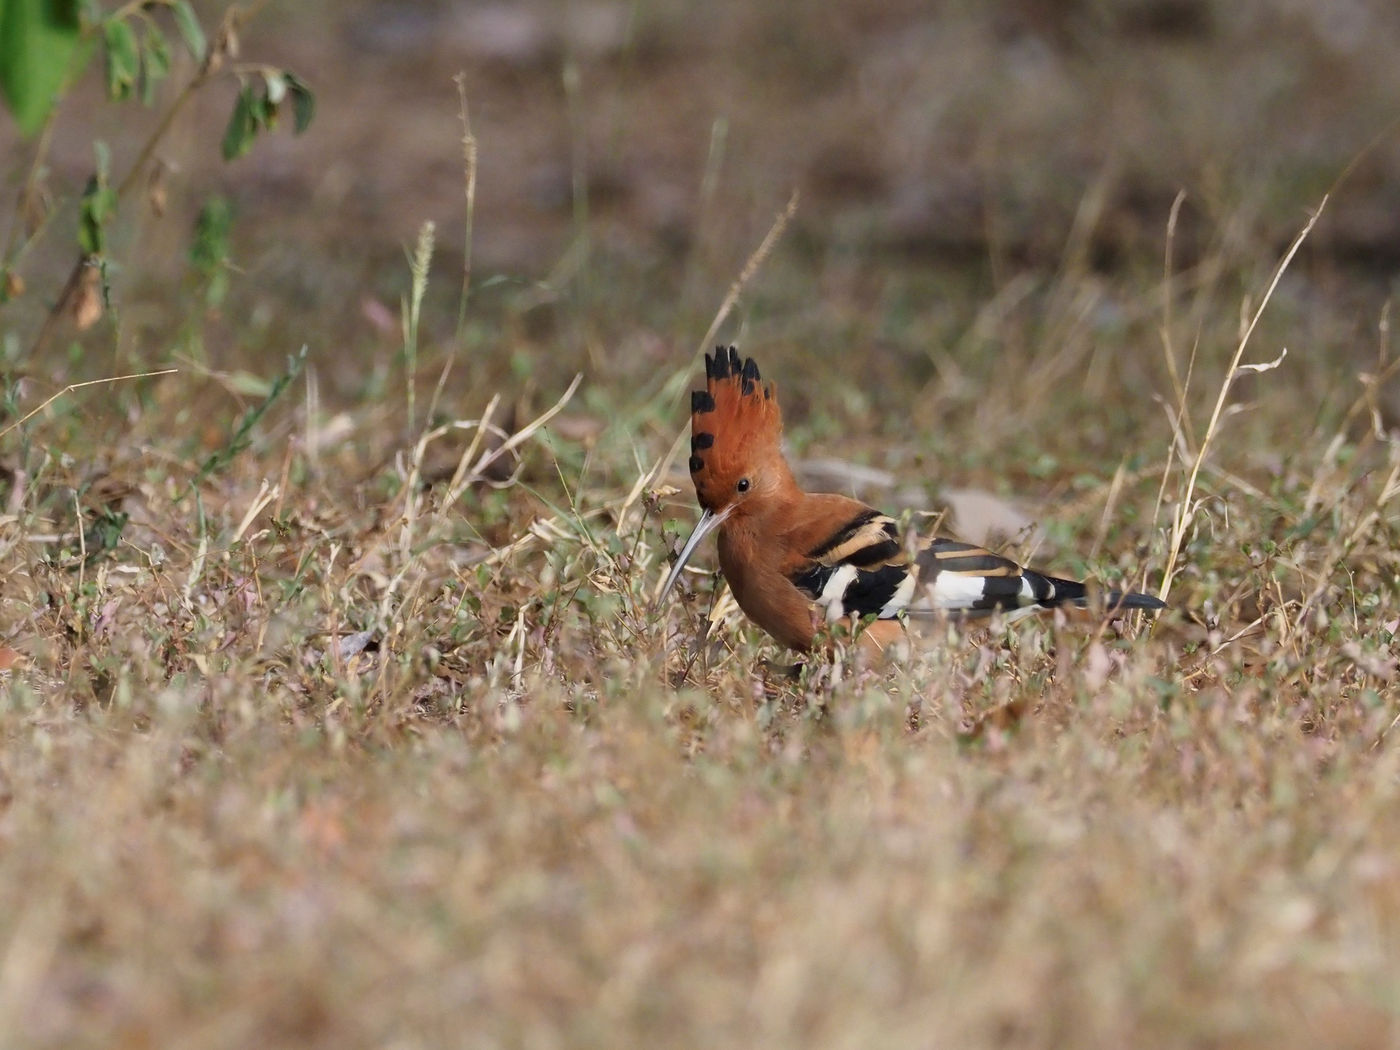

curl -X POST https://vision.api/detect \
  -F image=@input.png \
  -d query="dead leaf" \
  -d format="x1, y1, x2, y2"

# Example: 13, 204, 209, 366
71, 264, 103, 331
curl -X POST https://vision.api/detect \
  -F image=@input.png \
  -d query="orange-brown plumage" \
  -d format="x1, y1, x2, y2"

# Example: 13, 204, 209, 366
686, 347, 790, 514
660, 347, 1165, 654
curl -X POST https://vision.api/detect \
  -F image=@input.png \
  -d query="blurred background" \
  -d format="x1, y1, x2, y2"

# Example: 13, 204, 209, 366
4, 0, 1400, 461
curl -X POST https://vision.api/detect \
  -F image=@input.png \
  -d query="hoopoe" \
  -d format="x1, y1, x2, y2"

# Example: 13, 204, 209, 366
659, 346, 1165, 654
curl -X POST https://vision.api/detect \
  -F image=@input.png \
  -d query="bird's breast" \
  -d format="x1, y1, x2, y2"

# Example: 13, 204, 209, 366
717, 524, 819, 652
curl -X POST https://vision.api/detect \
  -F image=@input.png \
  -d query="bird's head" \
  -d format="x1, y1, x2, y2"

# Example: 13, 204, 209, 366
687, 345, 785, 516
660, 346, 791, 600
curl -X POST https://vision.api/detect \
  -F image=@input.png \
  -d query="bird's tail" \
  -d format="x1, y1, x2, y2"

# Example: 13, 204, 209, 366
1097, 587, 1168, 613
1024, 570, 1166, 615
913, 540, 1166, 619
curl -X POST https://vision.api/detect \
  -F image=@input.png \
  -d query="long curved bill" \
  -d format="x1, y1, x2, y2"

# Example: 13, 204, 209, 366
657, 506, 733, 604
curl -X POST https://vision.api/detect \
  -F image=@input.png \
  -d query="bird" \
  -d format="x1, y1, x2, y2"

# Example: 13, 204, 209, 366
658, 346, 1166, 654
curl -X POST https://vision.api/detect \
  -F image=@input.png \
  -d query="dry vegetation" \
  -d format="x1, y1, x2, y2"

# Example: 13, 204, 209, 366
4, 1, 1400, 1047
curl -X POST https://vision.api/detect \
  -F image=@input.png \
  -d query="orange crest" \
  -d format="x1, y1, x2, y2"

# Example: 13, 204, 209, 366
688, 346, 783, 512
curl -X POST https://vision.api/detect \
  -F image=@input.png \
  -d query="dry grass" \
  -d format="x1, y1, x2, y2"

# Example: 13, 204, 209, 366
3, 198, 1400, 1046
4, 4, 1400, 1048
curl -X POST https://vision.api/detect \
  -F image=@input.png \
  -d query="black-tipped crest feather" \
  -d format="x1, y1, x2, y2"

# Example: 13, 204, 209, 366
687, 346, 784, 512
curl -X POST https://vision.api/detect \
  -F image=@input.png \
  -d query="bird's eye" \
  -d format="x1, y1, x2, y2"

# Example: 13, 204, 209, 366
736, 478, 751, 494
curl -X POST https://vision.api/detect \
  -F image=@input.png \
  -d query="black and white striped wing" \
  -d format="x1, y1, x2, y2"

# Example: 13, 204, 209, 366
788, 517, 1087, 624
903, 538, 1087, 618
788, 509, 921, 623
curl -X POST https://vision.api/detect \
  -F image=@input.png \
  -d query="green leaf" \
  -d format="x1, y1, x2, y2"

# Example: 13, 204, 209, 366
79, 183, 116, 256
0, 0, 83, 136
182, 346, 308, 500
218, 72, 313, 163
189, 196, 233, 275
140, 22, 170, 106
78, 180, 117, 254
102, 17, 139, 101
221, 82, 257, 160
77, 140, 114, 255
285, 72, 314, 134
251, 86, 276, 131
170, 0, 205, 63
189, 195, 233, 307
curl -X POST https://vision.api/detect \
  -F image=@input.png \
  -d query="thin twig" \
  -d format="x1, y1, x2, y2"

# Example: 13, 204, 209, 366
0, 369, 178, 440
1157, 197, 1327, 602
448, 374, 584, 506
